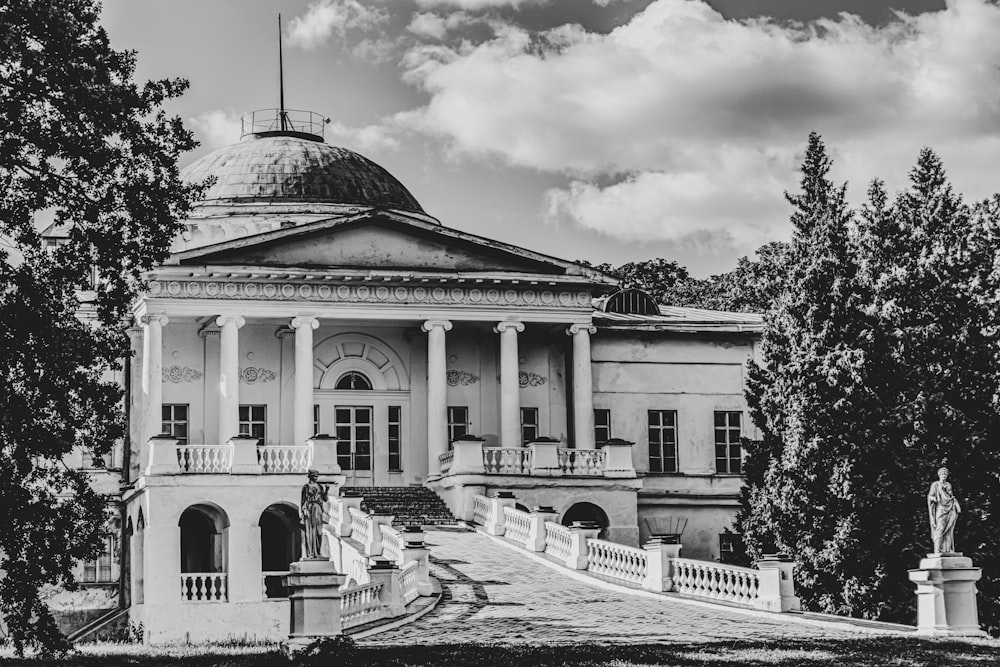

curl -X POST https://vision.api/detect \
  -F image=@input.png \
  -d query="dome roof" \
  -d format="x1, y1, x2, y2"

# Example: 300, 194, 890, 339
180, 135, 425, 214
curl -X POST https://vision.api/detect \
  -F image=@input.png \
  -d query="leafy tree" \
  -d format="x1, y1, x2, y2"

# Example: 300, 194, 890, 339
0, 0, 201, 654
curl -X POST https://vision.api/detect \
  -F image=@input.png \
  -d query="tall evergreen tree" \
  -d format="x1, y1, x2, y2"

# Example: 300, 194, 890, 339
738, 132, 884, 616
0, 0, 201, 654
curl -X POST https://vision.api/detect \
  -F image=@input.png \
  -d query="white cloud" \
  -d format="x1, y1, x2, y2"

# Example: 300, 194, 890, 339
189, 109, 242, 150
288, 0, 388, 49
414, 0, 547, 10
407, 12, 480, 40
326, 121, 402, 153
393, 0, 1000, 250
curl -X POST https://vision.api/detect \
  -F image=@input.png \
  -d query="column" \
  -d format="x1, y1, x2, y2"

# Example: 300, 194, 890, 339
422, 320, 452, 476
290, 316, 319, 444
567, 324, 597, 449
495, 321, 525, 448
216, 315, 245, 442
140, 313, 168, 446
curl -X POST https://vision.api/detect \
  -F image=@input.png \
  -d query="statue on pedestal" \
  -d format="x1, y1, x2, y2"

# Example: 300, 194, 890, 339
300, 469, 329, 559
927, 464, 961, 554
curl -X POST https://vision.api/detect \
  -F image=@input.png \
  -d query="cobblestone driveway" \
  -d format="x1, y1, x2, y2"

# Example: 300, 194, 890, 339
364, 527, 874, 645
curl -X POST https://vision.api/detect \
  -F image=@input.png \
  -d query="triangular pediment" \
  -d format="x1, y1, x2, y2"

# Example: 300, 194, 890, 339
170, 212, 611, 281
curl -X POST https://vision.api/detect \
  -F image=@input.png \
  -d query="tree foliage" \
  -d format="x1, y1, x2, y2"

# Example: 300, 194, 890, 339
0, 0, 201, 654
738, 134, 1000, 633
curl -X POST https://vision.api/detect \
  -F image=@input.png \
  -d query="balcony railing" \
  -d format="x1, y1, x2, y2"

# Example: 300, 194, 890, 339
439, 438, 635, 479
257, 445, 312, 473
177, 445, 233, 473
180, 573, 227, 602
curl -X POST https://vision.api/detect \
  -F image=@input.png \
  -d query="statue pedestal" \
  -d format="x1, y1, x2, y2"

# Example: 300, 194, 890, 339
283, 559, 347, 652
908, 553, 987, 637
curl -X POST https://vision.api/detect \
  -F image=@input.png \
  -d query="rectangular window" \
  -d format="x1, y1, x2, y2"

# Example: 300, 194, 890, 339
162, 404, 189, 445
714, 411, 743, 474
594, 409, 611, 446
313, 404, 320, 437
388, 406, 402, 472
447, 406, 468, 444
239, 404, 267, 441
520, 407, 539, 443
82, 534, 116, 584
719, 534, 740, 565
648, 410, 678, 473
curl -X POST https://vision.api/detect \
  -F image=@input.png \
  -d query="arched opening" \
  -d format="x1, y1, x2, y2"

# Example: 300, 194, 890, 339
561, 502, 610, 540
133, 509, 145, 604
259, 504, 301, 599
179, 504, 229, 601
335, 371, 373, 391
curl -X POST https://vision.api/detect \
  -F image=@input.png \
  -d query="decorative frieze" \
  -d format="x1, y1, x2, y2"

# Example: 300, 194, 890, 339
240, 367, 277, 384
147, 279, 592, 309
447, 370, 480, 386
162, 365, 203, 383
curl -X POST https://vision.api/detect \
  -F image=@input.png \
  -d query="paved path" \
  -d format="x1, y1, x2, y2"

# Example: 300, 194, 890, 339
364, 527, 878, 645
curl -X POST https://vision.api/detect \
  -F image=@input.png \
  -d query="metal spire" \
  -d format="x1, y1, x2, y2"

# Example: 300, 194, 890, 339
278, 13, 287, 132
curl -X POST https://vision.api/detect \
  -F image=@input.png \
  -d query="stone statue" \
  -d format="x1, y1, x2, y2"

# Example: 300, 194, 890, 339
300, 469, 329, 560
927, 465, 961, 554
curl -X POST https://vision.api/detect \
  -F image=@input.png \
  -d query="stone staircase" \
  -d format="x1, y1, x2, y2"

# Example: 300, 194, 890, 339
341, 486, 457, 527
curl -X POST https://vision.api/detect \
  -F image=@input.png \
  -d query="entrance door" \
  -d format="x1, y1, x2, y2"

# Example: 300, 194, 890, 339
335, 406, 373, 485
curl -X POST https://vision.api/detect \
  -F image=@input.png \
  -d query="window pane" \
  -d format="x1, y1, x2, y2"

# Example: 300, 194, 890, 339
714, 412, 726, 427
648, 411, 659, 426
356, 410, 370, 425
176, 405, 188, 420
162, 405, 171, 420
355, 455, 371, 471
239, 406, 249, 421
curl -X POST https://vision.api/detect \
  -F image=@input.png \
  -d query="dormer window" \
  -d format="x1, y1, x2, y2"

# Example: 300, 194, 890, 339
601, 288, 661, 316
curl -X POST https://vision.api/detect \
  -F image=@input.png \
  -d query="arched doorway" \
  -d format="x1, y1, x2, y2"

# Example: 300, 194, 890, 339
259, 504, 301, 598
179, 504, 229, 601
561, 502, 610, 540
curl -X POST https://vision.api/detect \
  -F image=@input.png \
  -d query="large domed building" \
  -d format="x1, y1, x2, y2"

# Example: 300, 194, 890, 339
53, 110, 763, 643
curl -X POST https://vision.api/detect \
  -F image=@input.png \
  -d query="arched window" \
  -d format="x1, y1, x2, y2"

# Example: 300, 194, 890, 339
335, 371, 372, 390
601, 288, 661, 316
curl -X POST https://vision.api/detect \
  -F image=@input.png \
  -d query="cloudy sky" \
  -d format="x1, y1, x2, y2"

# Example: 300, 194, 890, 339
100, 0, 1000, 276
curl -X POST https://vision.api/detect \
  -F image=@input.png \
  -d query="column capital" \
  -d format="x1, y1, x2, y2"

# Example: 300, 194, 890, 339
139, 313, 169, 327
566, 324, 597, 336
216, 314, 246, 329
494, 320, 525, 334
421, 319, 453, 333
290, 316, 320, 330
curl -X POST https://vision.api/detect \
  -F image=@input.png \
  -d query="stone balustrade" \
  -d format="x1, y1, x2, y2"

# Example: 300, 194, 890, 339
381, 524, 404, 564
348, 507, 373, 549
502, 506, 532, 547
257, 445, 312, 473
340, 581, 385, 628
477, 492, 799, 613
557, 448, 605, 476
429, 439, 635, 479
438, 450, 454, 474
398, 560, 421, 605
180, 573, 227, 602
484, 447, 533, 474
176, 444, 233, 473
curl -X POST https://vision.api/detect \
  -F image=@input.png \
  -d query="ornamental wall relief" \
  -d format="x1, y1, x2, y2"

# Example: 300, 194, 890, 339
240, 367, 277, 384
162, 366, 203, 383
519, 371, 546, 388
447, 370, 480, 386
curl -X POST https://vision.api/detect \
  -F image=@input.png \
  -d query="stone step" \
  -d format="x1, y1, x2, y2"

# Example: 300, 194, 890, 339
340, 486, 457, 526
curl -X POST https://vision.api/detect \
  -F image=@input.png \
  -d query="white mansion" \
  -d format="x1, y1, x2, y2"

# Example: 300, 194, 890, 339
51, 110, 763, 642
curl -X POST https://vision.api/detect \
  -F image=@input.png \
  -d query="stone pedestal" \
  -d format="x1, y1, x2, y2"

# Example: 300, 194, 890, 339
284, 559, 347, 652
908, 553, 987, 637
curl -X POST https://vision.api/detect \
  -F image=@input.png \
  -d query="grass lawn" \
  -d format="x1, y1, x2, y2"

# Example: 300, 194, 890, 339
2, 637, 999, 666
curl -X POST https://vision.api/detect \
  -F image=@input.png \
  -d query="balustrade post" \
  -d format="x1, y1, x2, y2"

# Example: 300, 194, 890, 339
567, 521, 601, 570
333, 495, 363, 537
528, 438, 562, 476
486, 491, 516, 536
450, 436, 486, 474
527, 506, 559, 552
400, 526, 433, 594
307, 435, 343, 481
643, 537, 683, 592
229, 434, 262, 474
366, 512, 396, 557
368, 558, 406, 617
601, 437, 636, 478
755, 555, 800, 612
145, 434, 180, 476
